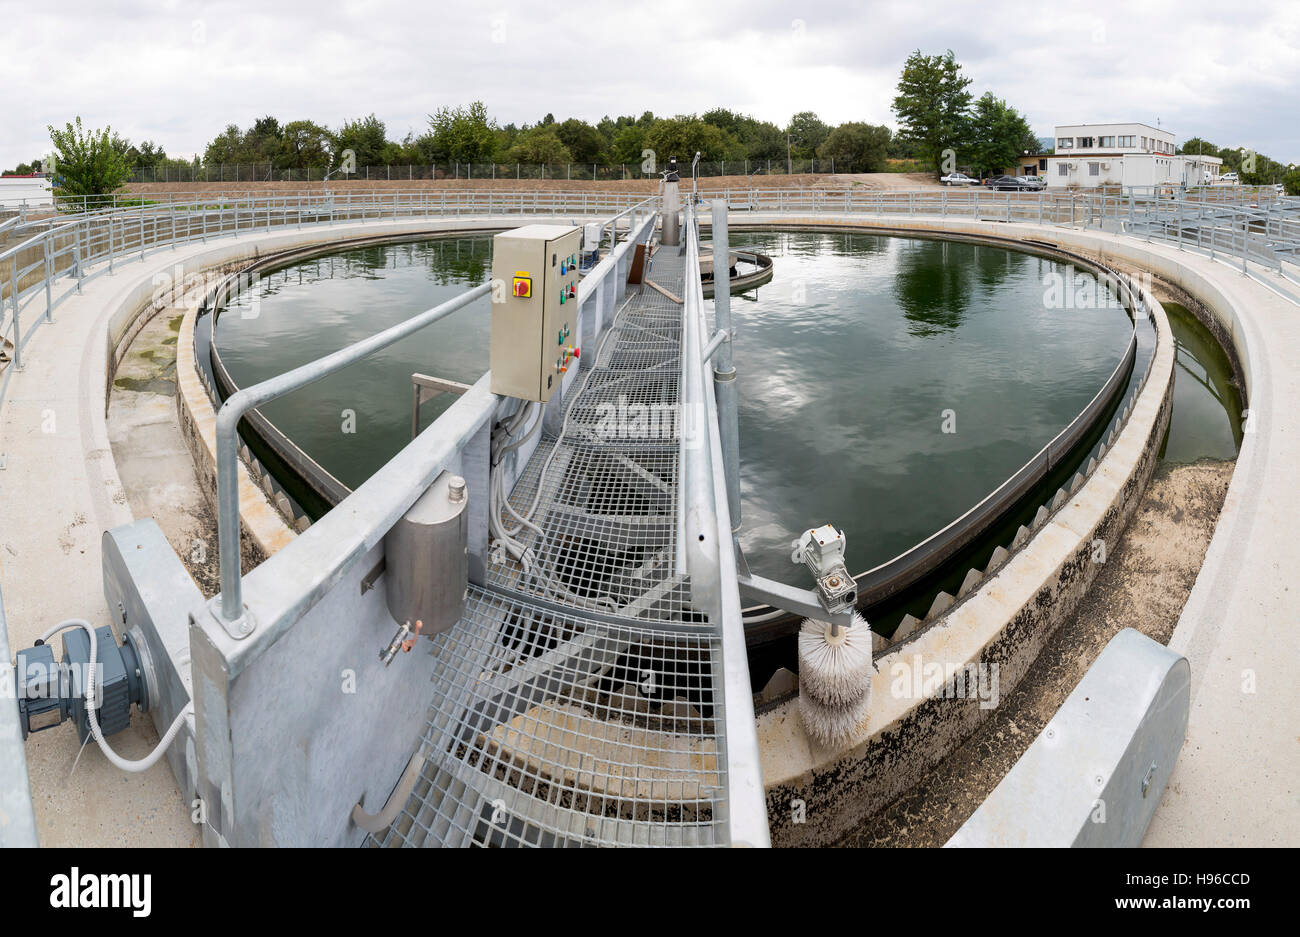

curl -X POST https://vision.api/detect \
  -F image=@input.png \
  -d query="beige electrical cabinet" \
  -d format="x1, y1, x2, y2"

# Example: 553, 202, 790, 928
489, 224, 583, 402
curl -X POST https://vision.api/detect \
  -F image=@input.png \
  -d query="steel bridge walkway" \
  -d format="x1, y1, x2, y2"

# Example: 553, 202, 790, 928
369, 240, 740, 847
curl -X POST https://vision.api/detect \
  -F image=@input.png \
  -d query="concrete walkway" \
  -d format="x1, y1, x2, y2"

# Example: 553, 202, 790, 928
1130, 245, 1300, 847
0, 251, 199, 846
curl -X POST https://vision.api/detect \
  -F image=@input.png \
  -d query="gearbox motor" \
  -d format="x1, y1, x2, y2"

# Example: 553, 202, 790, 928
791, 524, 856, 615
13, 624, 149, 742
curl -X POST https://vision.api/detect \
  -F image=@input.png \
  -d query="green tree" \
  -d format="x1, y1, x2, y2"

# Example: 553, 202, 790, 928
608, 124, 649, 165
554, 118, 604, 163
702, 108, 785, 160
281, 120, 333, 170
506, 126, 572, 164
203, 124, 245, 165
246, 116, 283, 164
818, 122, 892, 172
966, 93, 1038, 177
644, 116, 742, 165
1177, 136, 1220, 158
427, 102, 499, 163
785, 112, 830, 159
334, 113, 389, 168
892, 49, 974, 176
46, 117, 131, 195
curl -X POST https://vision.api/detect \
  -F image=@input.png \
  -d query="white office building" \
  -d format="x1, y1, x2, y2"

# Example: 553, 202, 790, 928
1036, 122, 1222, 190
0, 174, 54, 209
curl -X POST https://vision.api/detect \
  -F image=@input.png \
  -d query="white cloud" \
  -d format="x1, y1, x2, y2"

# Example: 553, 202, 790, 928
2, 0, 1297, 170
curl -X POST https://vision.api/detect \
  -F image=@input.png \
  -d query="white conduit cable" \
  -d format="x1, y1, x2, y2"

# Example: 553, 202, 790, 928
39, 619, 192, 774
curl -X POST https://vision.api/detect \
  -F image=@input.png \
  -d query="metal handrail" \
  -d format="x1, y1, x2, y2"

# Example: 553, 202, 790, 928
6, 187, 1294, 344
209, 199, 659, 634
212, 283, 491, 634
680, 200, 770, 846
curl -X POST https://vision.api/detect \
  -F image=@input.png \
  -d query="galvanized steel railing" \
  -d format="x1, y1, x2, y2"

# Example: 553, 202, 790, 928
680, 201, 770, 845
207, 197, 658, 634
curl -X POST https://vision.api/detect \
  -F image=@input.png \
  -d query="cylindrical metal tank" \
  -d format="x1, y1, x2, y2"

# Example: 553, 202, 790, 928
383, 472, 468, 635
662, 158, 681, 246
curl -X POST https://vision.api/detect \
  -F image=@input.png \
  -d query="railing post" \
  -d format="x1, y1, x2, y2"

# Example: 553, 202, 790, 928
9, 258, 21, 370
710, 201, 741, 529
43, 237, 53, 322
73, 222, 84, 292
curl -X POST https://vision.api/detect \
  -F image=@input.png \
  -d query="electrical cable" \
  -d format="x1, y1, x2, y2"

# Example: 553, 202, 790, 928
38, 619, 191, 774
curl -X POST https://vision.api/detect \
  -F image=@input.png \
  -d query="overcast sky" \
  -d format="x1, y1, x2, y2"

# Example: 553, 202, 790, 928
2, 0, 1297, 169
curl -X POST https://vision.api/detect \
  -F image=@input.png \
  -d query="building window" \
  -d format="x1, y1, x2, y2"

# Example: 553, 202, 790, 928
1100, 136, 1115, 147
1039, 158, 1047, 171
1117, 135, 1135, 147
1057, 137, 1073, 149
1089, 162, 1100, 176
1058, 163, 1069, 176
1078, 136, 1095, 148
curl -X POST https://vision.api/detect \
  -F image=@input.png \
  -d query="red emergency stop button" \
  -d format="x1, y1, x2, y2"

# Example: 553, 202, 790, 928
512, 274, 531, 298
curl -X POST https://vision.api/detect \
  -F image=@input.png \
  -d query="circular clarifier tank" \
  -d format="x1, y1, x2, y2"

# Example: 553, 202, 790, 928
210, 229, 1135, 632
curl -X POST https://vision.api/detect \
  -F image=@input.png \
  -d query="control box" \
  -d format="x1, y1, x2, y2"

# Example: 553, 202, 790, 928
490, 224, 583, 402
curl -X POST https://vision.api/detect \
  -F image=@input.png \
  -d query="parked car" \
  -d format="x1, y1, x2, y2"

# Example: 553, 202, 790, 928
1222, 172, 1239, 183
1019, 175, 1046, 190
989, 175, 1038, 191
940, 172, 979, 186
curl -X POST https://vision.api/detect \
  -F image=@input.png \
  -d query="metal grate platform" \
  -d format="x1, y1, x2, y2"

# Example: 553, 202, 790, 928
485, 245, 699, 625
366, 586, 728, 847
370, 235, 742, 846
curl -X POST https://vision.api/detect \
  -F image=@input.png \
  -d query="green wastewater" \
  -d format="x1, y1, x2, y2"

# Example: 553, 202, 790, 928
212, 235, 1241, 654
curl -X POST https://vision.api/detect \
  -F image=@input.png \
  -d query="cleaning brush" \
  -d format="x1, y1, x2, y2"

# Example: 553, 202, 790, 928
797, 613, 874, 745
799, 679, 873, 748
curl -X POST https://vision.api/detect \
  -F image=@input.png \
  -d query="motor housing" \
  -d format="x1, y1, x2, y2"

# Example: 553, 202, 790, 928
14, 625, 148, 742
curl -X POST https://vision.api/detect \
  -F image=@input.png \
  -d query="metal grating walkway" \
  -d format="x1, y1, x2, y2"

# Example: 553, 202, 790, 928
371, 237, 736, 846
485, 245, 697, 625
